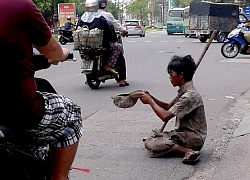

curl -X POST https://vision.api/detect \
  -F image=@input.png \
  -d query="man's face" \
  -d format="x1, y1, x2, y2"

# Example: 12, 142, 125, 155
168, 70, 183, 87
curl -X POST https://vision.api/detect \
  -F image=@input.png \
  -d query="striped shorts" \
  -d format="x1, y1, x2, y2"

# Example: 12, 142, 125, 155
29, 92, 83, 148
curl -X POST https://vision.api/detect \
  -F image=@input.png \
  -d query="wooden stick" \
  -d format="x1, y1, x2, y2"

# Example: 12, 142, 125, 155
159, 30, 218, 133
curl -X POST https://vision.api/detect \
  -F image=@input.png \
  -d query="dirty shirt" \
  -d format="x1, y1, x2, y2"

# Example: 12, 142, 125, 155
144, 81, 207, 157
168, 80, 207, 149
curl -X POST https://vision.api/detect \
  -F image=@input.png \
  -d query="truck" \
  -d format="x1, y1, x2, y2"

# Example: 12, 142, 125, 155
189, 1, 245, 43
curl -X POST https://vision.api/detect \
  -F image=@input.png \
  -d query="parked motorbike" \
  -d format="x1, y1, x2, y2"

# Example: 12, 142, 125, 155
0, 51, 76, 179
78, 32, 124, 89
221, 25, 250, 58
58, 26, 75, 45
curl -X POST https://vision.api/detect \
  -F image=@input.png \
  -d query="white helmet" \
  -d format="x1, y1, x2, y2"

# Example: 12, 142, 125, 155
85, 0, 99, 12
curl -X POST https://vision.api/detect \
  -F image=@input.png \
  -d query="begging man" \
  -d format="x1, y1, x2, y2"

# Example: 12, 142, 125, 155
138, 55, 207, 165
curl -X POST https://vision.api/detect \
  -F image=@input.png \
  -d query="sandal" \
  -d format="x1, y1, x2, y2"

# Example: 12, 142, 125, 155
182, 151, 200, 165
119, 81, 129, 87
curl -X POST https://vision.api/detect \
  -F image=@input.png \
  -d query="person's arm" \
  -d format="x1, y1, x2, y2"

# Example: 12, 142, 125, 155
105, 12, 123, 32
34, 36, 69, 65
27, 1, 69, 65
151, 95, 172, 110
140, 92, 174, 122
137, 91, 175, 122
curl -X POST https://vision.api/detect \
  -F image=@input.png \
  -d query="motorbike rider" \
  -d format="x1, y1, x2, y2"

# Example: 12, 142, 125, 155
240, 20, 250, 52
64, 16, 75, 39
98, 0, 127, 35
243, 19, 250, 31
97, 0, 129, 86
77, 0, 123, 75
0, 0, 83, 179
64, 16, 75, 31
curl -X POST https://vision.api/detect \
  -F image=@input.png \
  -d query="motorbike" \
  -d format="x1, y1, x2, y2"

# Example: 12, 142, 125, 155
77, 31, 124, 89
0, 51, 76, 179
58, 26, 75, 45
221, 25, 250, 58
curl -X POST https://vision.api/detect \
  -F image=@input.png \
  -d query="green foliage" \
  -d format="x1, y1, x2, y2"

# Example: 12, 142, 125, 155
33, 0, 53, 24
33, 0, 51, 12
106, 1, 119, 19
126, 0, 150, 22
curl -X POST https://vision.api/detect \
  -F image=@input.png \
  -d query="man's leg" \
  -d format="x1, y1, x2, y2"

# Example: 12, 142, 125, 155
50, 142, 79, 180
117, 54, 129, 86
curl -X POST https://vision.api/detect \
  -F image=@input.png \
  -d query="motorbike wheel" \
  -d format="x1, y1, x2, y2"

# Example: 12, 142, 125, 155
217, 33, 226, 43
59, 36, 67, 45
221, 42, 239, 58
199, 37, 207, 43
86, 74, 101, 89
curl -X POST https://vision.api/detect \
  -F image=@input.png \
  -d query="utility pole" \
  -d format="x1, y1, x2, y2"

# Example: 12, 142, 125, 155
151, 0, 155, 23
118, 0, 121, 24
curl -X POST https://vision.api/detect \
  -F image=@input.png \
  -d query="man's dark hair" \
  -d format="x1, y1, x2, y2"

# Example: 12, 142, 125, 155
98, 0, 107, 9
167, 55, 197, 82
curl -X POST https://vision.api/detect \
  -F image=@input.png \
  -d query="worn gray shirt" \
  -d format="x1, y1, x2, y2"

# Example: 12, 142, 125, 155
168, 81, 207, 149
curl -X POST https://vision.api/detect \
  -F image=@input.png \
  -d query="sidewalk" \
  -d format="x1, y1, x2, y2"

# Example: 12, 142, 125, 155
212, 90, 250, 180
69, 91, 250, 180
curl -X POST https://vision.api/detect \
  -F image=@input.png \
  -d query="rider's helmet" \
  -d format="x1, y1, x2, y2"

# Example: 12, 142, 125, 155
98, 0, 107, 9
85, 0, 99, 12
67, 16, 71, 20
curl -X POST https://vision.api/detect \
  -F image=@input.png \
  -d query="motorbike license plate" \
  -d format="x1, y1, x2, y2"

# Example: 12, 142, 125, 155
81, 60, 93, 74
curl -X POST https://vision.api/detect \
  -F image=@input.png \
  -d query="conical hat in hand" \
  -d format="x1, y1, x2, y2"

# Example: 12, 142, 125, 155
112, 90, 144, 108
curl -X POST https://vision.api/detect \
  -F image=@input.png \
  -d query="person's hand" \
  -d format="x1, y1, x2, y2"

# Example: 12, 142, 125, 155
61, 47, 70, 62
140, 91, 152, 104
48, 47, 69, 65
121, 30, 128, 35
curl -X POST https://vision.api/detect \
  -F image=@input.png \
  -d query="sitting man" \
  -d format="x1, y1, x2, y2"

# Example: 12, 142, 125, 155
137, 55, 207, 165
77, 0, 122, 75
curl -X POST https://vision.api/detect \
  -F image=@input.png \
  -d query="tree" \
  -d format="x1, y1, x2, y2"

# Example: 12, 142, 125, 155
126, 0, 151, 22
33, 0, 53, 25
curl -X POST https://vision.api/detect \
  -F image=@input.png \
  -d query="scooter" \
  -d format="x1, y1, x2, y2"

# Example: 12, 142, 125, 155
77, 32, 124, 89
0, 51, 76, 179
58, 26, 75, 45
221, 25, 250, 58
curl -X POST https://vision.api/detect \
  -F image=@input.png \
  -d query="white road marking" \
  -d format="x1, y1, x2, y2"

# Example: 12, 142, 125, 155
220, 59, 250, 63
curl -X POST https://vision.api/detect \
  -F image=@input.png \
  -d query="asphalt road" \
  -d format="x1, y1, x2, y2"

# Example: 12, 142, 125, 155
35, 30, 250, 179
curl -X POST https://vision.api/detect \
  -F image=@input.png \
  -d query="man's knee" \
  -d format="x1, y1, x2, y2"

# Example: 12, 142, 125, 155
144, 136, 175, 157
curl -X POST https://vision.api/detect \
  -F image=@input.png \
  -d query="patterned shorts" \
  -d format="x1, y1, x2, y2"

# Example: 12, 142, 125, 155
108, 42, 123, 67
29, 92, 83, 148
